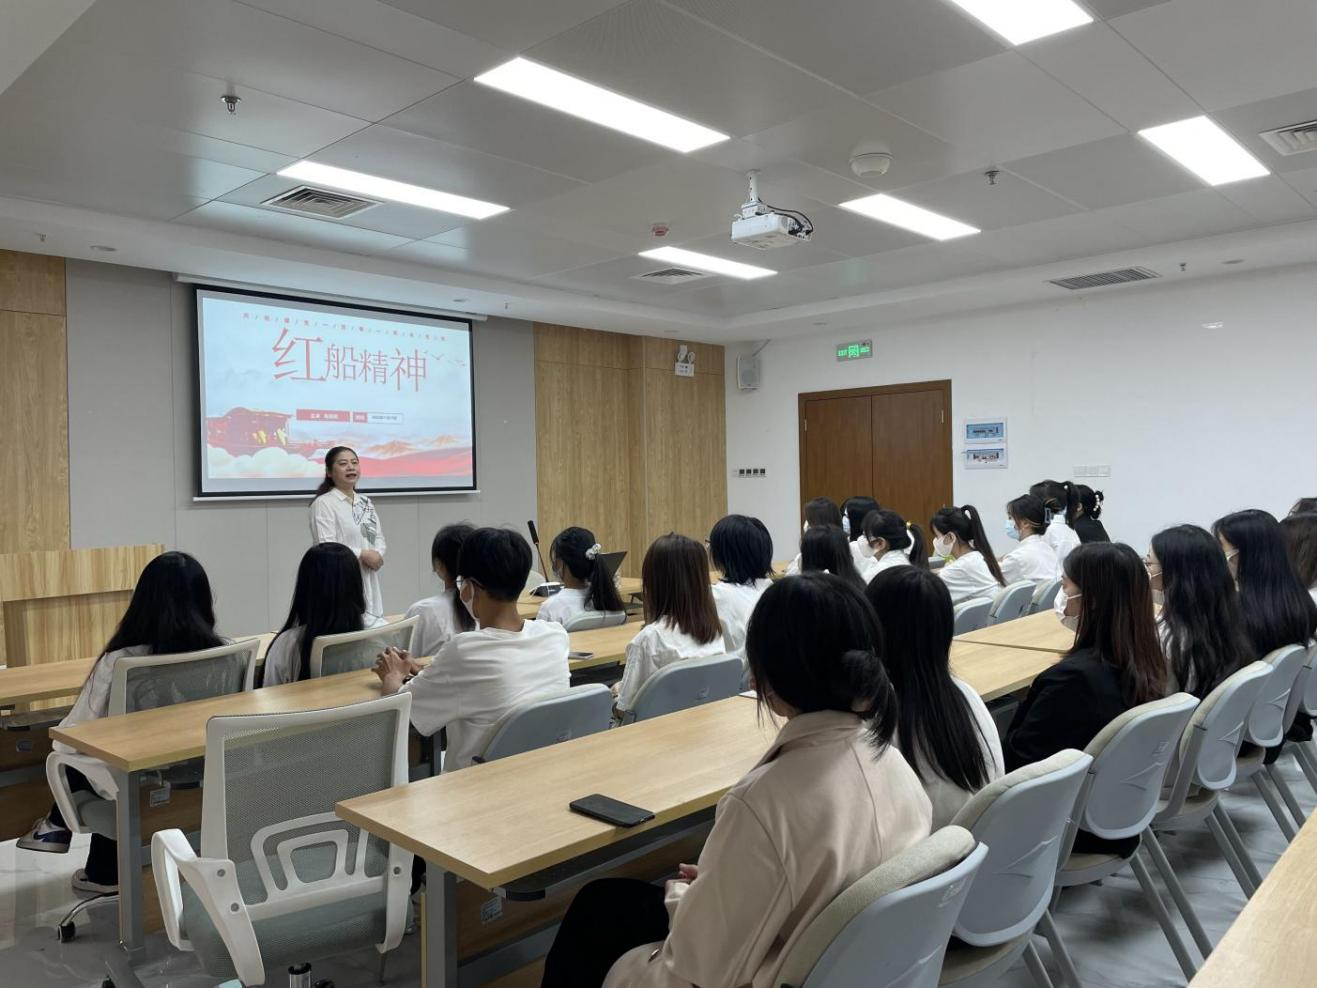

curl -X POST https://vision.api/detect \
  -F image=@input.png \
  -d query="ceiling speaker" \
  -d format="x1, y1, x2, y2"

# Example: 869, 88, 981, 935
736, 354, 761, 391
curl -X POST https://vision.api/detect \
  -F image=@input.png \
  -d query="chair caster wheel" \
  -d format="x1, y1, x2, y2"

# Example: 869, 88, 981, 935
57, 921, 77, 942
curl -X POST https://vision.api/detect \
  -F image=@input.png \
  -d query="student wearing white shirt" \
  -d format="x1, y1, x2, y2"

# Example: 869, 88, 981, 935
930, 504, 1007, 604
1029, 479, 1081, 567
842, 495, 881, 575
866, 566, 1003, 828
784, 496, 843, 576
309, 446, 387, 620
405, 523, 477, 658
263, 543, 386, 687
858, 508, 929, 582
1280, 511, 1317, 607
537, 526, 627, 626
18, 552, 225, 894
1000, 494, 1061, 583
614, 534, 725, 714
800, 524, 868, 591
707, 514, 774, 664
375, 527, 570, 771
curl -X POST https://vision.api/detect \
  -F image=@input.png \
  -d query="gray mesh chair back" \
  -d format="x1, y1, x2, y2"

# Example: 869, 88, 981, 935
949, 750, 1091, 946
777, 828, 986, 988
953, 598, 992, 635
1030, 579, 1061, 615
154, 694, 414, 983
1246, 645, 1307, 746
309, 616, 418, 679
474, 685, 613, 764
109, 639, 260, 716
1164, 662, 1271, 805
623, 654, 743, 724
987, 581, 1035, 625
561, 610, 627, 632
1301, 642, 1317, 717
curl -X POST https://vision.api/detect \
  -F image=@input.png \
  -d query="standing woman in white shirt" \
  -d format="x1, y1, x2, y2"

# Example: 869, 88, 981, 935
537, 526, 626, 626
999, 494, 1060, 583
1029, 479, 1081, 566
930, 505, 1006, 603
1280, 511, 1317, 605
859, 508, 929, 580
784, 496, 844, 575
405, 523, 476, 657
309, 446, 386, 620
707, 514, 774, 663
613, 534, 725, 715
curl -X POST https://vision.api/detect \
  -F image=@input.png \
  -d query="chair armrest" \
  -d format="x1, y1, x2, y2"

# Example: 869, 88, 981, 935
45, 752, 118, 834
151, 830, 264, 985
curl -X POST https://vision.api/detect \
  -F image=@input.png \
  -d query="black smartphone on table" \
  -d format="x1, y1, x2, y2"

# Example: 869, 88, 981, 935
569, 793, 655, 827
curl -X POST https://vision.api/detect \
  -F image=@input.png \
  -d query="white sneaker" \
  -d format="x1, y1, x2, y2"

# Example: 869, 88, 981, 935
71, 869, 117, 895
16, 817, 71, 854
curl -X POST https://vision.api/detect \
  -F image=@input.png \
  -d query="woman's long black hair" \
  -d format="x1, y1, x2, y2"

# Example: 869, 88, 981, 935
551, 526, 626, 612
800, 525, 866, 590
275, 542, 367, 681
1214, 509, 1317, 656
432, 523, 476, 632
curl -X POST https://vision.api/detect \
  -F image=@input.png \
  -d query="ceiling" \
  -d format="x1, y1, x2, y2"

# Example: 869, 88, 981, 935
2, 0, 1317, 342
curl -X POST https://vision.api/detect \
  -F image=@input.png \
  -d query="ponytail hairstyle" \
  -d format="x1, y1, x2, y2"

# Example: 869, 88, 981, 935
1280, 512, 1317, 592
929, 505, 1006, 586
1076, 485, 1105, 520
862, 509, 929, 570
803, 496, 843, 530
1029, 479, 1078, 527
276, 543, 367, 682
1213, 509, 1317, 655
708, 514, 774, 586
800, 524, 866, 590
842, 496, 880, 541
315, 446, 357, 497
866, 567, 993, 789
550, 526, 625, 612
431, 523, 477, 632
745, 572, 897, 753
1065, 542, 1165, 706
1006, 494, 1047, 538
641, 533, 722, 644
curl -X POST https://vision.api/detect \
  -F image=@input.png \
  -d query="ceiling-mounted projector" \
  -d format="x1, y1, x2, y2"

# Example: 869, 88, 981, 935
731, 171, 813, 250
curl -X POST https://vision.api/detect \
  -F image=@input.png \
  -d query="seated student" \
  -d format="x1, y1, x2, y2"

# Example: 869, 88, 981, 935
18, 552, 225, 893
708, 514, 774, 663
1280, 511, 1317, 604
1213, 509, 1317, 657
538, 526, 626, 626
374, 527, 569, 771
406, 523, 476, 657
799, 524, 867, 591
842, 494, 881, 573
1029, 479, 1082, 564
1146, 525, 1249, 698
613, 534, 725, 715
1072, 485, 1111, 543
263, 542, 386, 687
1290, 497, 1317, 517
784, 496, 844, 575
541, 573, 932, 988
930, 505, 1006, 603
860, 508, 929, 578
1003, 542, 1165, 853
999, 494, 1060, 583
866, 567, 1003, 828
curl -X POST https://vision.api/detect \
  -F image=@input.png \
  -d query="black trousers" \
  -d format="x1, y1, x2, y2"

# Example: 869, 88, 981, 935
46, 768, 118, 885
541, 879, 671, 988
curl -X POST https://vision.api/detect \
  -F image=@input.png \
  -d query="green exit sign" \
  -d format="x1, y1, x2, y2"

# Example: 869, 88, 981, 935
835, 339, 873, 362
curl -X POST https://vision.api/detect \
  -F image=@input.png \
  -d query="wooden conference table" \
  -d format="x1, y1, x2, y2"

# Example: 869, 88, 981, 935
956, 609, 1076, 653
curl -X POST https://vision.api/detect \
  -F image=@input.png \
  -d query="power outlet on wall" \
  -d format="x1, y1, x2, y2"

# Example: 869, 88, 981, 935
1073, 465, 1112, 478
735, 467, 768, 478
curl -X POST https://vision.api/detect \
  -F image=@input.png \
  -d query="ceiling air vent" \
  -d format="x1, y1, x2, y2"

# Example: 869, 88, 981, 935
1259, 119, 1317, 157
261, 185, 379, 219
1048, 266, 1160, 291
632, 267, 712, 286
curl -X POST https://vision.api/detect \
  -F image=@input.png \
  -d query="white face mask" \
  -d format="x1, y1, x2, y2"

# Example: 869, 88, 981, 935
1054, 587, 1081, 632
932, 534, 954, 558
842, 514, 851, 536
1004, 519, 1020, 542
458, 580, 479, 627
859, 539, 878, 559
802, 520, 809, 535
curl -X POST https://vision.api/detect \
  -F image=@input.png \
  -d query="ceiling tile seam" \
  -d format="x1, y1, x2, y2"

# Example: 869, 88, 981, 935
515, 0, 657, 57
1103, 15, 1215, 125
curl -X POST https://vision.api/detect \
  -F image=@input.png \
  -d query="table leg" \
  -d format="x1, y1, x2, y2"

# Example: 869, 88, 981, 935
115, 769, 143, 952
424, 864, 458, 988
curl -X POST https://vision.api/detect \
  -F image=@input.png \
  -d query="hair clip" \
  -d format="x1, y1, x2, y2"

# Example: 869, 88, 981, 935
585, 543, 602, 560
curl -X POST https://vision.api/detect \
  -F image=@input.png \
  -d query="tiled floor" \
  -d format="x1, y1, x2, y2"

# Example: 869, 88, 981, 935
1, 757, 1311, 987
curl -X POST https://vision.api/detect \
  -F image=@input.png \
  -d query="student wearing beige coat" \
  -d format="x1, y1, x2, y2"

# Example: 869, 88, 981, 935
541, 572, 933, 988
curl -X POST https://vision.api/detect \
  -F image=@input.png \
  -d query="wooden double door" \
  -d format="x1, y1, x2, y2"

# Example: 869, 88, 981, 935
798, 380, 952, 532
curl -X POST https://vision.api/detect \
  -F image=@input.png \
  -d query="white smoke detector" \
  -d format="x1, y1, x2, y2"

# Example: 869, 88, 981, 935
850, 142, 893, 178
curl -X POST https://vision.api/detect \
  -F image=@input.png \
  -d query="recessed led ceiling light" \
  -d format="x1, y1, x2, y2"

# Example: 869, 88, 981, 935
1137, 116, 1270, 186
475, 57, 728, 153
946, 0, 1092, 45
838, 194, 980, 241
277, 161, 509, 219
639, 247, 775, 280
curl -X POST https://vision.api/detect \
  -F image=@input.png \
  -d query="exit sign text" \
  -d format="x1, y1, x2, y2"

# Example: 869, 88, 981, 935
835, 339, 873, 361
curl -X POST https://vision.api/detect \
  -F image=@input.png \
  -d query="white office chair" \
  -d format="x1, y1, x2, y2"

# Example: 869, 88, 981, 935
1030, 579, 1062, 615
1235, 644, 1310, 838
777, 827, 987, 988
307, 616, 417, 678
47, 640, 261, 845
621, 654, 744, 724
1290, 642, 1317, 794
472, 685, 613, 765
561, 609, 628, 632
153, 693, 414, 987
987, 582, 1036, 626
953, 598, 993, 635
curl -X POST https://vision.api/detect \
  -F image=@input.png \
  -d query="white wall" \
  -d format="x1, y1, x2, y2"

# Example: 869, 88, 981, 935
727, 263, 1317, 561
66, 259, 538, 637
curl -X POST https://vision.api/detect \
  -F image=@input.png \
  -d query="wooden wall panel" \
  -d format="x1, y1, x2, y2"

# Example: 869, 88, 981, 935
0, 250, 65, 316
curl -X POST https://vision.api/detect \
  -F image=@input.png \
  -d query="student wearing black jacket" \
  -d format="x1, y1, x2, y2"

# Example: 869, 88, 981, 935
1004, 541, 1166, 854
